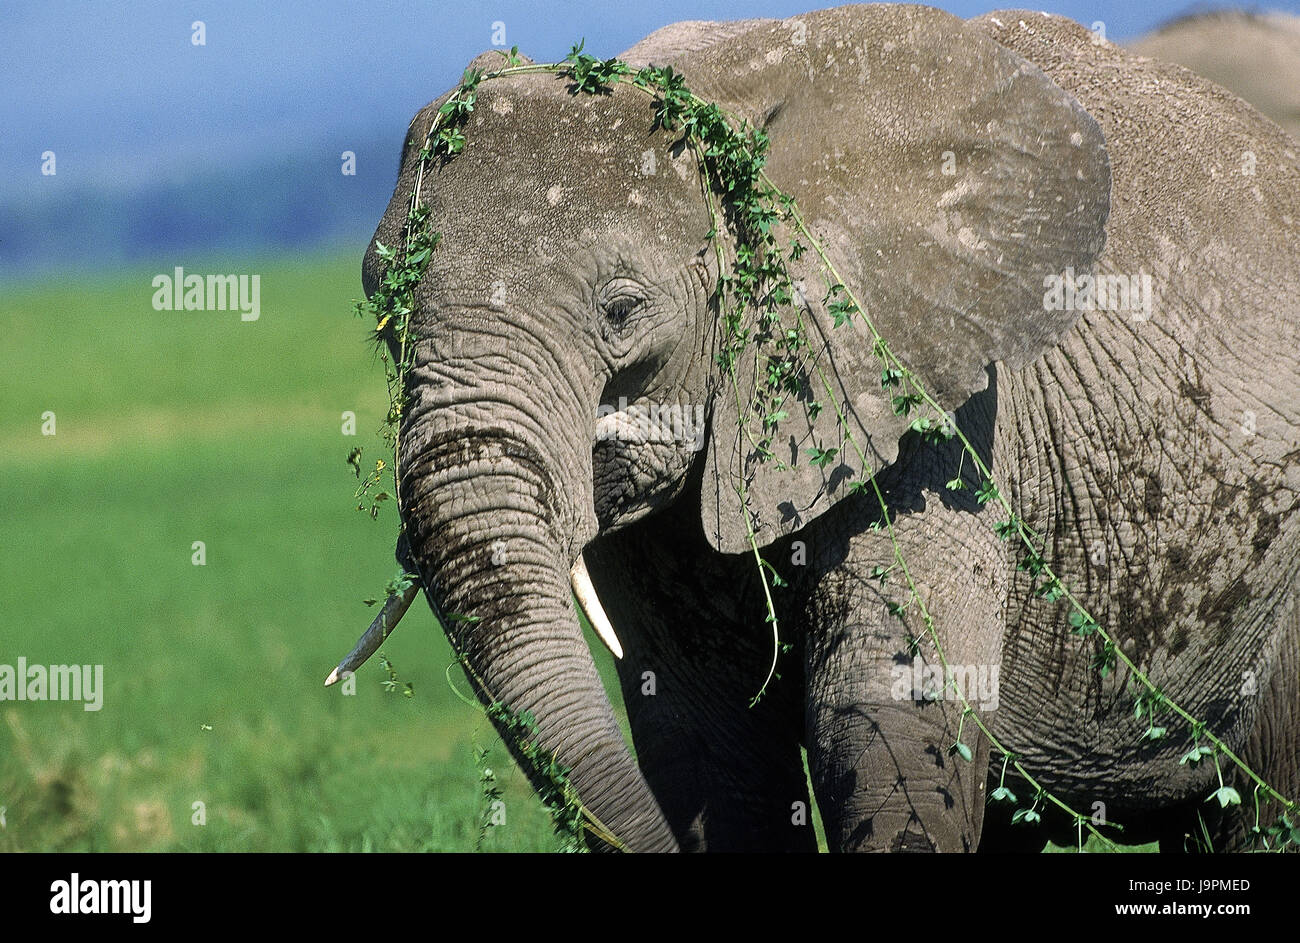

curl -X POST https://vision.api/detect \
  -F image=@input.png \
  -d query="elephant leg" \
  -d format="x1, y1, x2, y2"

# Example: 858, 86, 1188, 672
804, 499, 1007, 852
1208, 592, 1300, 853
1140, 592, 1300, 853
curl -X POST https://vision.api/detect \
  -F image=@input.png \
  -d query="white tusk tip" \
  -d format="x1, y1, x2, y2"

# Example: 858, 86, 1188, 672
570, 556, 624, 659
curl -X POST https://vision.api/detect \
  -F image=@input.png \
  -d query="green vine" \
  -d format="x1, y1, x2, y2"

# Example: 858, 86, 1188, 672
473, 745, 502, 851
348, 40, 1298, 852
445, 662, 626, 852
484, 701, 586, 852
376, 652, 414, 698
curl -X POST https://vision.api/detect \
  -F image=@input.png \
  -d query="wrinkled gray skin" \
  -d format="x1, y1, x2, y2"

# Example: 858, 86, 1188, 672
361, 5, 1300, 851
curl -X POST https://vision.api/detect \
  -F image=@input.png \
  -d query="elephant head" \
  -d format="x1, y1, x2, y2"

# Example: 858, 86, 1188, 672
340, 5, 1110, 852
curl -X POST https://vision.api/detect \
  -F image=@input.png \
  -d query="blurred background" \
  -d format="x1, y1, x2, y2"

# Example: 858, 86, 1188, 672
2, 0, 1297, 852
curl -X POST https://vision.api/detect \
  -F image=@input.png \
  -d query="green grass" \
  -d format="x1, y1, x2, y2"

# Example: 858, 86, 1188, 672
0, 252, 573, 851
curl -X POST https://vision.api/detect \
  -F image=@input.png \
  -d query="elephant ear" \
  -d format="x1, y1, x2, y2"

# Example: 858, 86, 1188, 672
685, 5, 1111, 554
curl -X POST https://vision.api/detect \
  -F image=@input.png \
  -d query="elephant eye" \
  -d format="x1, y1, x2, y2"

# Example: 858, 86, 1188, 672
600, 285, 646, 327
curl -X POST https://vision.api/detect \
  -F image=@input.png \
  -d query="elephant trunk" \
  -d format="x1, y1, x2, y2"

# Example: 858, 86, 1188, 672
397, 411, 677, 852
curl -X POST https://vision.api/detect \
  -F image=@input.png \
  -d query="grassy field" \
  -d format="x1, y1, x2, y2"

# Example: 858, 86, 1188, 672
0, 252, 581, 851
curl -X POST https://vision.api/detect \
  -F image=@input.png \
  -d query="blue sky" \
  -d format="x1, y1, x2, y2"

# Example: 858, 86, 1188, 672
2, 0, 1296, 270
3, 1, 1295, 193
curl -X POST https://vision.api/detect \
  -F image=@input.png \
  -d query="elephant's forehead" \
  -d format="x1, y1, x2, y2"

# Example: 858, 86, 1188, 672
415, 77, 706, 273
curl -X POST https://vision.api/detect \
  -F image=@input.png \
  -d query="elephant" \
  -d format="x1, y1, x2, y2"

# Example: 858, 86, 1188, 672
332, 4, 1300, 852
1130, 10, 1300, 142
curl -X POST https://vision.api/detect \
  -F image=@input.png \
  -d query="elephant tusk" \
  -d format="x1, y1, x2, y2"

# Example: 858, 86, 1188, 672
324, 582, 420, 686
570, 556, 623, 660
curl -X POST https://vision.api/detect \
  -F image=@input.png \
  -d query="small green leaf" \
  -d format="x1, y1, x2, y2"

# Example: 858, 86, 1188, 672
1017, 552, 1045, 576
1068, 610, 1098, 637
891, 393, 923, 416
1012, 808, 1042, 826
1035, 578, 1064, 601
828, 297, 858, 328
1092, 641, 1118, 678
806, 446, 839, 468
1209, 786, 1242, 808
